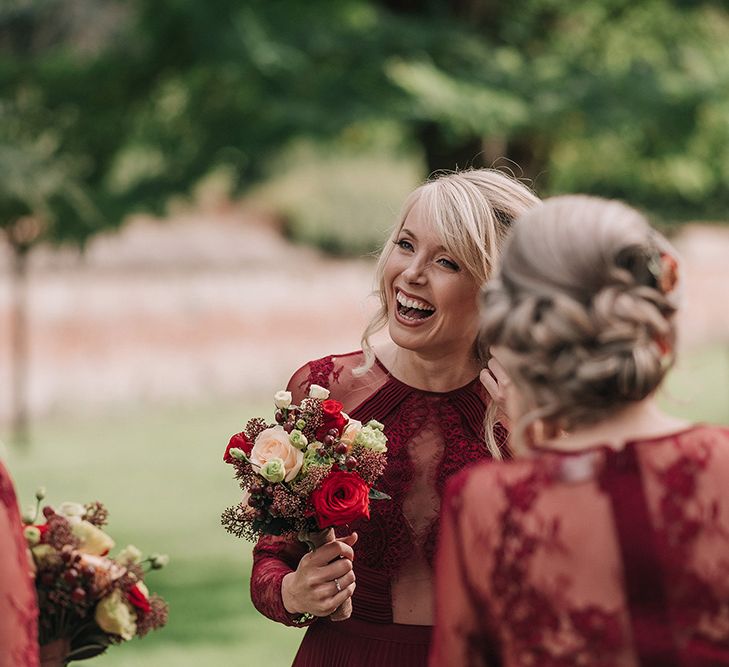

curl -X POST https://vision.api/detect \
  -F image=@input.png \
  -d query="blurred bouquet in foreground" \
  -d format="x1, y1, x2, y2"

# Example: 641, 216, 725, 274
221, 384, 389, 619
22, 489, 169, 665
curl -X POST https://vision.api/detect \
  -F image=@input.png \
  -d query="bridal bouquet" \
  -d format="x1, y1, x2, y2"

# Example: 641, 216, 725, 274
22, 490, 169, 664
221, 384, 389, 620
221, 384, 389, 543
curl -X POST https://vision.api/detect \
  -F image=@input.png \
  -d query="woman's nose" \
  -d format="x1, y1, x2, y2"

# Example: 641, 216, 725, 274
402, 258, 427, 284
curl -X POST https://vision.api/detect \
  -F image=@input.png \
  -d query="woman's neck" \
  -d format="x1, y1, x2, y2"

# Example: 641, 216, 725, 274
375, 340, 481, 393
538, 398, 691, 453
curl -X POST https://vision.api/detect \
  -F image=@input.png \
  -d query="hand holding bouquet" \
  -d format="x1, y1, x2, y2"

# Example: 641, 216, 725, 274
221, 384, 389, 620
22, 490, 169, 665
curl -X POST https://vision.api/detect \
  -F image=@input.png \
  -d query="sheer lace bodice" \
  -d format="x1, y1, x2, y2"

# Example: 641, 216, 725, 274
0, 461, 39, 667
431, 425, 729, 667
251, 350, 505, 626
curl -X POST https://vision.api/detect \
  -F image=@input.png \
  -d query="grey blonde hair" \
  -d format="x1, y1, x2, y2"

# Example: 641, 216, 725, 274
356, 168, 540, 456
479, 195, 680, 452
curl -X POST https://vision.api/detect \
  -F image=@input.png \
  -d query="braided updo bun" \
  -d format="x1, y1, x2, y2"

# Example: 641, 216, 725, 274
480, 195, 680, 440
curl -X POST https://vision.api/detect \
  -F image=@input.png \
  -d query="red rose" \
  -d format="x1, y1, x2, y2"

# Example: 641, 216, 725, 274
310, 470, 370, 529
223, 432, 252, 463
315, 399, 348, 440
126, 584, 152, 614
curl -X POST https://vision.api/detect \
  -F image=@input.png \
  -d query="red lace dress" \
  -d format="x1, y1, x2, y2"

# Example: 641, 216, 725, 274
431, 424, 729, 667
251, 351, 506, 666
0, 461, 39, 667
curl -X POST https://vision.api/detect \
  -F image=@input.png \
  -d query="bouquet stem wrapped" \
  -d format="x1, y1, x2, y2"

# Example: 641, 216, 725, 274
298, 528, 352, 622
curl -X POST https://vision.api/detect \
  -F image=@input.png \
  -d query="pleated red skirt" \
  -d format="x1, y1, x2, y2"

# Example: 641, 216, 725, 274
292, 617, 432, 667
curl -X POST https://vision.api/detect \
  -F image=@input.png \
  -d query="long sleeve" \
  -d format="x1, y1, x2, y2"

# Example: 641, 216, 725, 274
250, 532, 313, 627
0, 463, 39, 667
430, 473, 490, 667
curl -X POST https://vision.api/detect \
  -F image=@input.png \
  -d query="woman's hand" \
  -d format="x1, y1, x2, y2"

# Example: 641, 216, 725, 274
281, 533, 358, 617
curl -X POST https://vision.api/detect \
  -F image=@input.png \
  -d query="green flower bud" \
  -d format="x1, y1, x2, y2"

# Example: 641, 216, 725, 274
24, 526, 41, 547
117, 544, 143, 566
149, 553, 170, 569
289, 430, 308, 450
229, 447, 246, 461
35, 487, 46, 501
366, 420, 385, 432
296, 419, 306, 430
260, 458, 286, 483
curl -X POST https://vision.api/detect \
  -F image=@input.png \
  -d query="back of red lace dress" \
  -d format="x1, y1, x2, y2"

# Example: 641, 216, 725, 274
431, 425, 729, 667
250, 351, 505, 666
0, 461, 39, 667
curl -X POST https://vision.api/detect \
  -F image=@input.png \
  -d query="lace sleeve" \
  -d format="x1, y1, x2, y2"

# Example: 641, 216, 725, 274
250, 533, 313, 627
285, 355, 348, 404
0, 464, 39, 667
430, 471, 492, 667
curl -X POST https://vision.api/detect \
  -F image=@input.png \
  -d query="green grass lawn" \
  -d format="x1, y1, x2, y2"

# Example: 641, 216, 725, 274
2, 344, 728, 666
3, 399, 304, 667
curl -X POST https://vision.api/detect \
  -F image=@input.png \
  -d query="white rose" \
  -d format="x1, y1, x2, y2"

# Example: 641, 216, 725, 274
116, 544, 143, 566
339, 420, 362, 450
274, 390, 292, 409
308, 384, 330, 400
95, 589, 137, 641
58, 502, 86, 525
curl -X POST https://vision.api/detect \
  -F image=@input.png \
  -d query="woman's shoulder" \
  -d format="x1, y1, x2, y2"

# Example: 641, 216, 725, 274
445, 457, 539, 507
633, 423, 729, 453
286, 350, 365, 402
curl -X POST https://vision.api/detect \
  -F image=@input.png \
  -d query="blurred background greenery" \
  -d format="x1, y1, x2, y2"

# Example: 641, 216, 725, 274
2, 0, 729, 664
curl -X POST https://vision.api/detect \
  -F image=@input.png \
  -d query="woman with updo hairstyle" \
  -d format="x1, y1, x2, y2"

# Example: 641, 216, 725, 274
249, 169, 539, 666
431, 195, 729, 666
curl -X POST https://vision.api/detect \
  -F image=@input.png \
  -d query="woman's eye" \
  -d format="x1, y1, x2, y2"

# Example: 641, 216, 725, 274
396, 239, 414, 251
437, 257, 460, 271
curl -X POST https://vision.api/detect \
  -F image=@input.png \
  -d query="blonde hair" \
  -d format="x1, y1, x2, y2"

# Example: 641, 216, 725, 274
356, 168, 540, 456
479, 195, 680, 452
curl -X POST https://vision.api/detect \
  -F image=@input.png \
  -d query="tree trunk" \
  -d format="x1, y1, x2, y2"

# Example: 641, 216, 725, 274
10, 246, 30, 447
416, 122, 548, 186
417, 122, 487, 175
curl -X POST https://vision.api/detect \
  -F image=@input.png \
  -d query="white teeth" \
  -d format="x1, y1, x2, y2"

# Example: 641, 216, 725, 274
396, 291, 435, 312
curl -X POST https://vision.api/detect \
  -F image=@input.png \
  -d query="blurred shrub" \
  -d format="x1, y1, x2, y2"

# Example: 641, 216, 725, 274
251, 136, 421, 256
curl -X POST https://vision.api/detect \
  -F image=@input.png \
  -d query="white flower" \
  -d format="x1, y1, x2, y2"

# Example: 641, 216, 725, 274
58, 502, 86, 525
339, 420, 363, 450
95, 589, 137, 641
149, 553, 170, 569
116, 544, 143, 566
308, 384, 330, 400
274, 390, 293, 409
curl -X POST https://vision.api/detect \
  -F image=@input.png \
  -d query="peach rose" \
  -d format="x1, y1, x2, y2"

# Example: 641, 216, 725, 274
250, 425, 304, 482
339, 420, 362, 451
